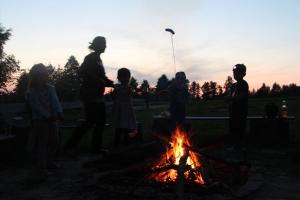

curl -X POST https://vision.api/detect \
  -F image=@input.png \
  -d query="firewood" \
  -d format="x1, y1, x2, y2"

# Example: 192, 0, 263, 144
176, 149, 189, 200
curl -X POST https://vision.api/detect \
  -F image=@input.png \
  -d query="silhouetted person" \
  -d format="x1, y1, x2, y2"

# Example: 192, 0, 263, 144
169, 71, 189, 129
226, 64, 248, 151
65, 36, 113, 154
25, 63, 63, 178
112, 68, 137, 147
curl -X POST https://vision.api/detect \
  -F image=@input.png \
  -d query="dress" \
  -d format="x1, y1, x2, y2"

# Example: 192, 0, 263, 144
112, 84, 137, 130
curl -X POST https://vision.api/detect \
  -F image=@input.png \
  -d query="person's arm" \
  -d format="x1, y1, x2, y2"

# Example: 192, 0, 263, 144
48, 85, 64, 121
105, 76, 114, 87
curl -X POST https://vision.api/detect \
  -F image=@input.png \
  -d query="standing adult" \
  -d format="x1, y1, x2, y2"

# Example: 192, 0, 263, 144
65, 36, 113, 154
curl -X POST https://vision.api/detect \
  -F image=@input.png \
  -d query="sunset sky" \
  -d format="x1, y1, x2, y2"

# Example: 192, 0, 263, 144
1, 0, 299, 89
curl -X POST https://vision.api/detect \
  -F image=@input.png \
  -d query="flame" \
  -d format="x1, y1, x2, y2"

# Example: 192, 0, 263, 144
150, 127, 205, 185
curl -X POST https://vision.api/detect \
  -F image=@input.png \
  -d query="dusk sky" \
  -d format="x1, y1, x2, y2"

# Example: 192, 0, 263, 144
1, 0, 299, 89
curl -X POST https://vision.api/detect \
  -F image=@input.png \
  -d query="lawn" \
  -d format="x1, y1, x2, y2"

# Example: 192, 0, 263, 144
61, 97, 300, 151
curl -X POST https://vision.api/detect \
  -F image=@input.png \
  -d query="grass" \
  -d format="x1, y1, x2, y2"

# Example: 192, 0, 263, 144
61, 97, 300, 151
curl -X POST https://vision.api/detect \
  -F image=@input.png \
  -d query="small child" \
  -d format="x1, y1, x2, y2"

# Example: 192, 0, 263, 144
227, 64, 249, 151
168, 71, 189, 129
25, 63, 63, 177
112, 68, 137, 147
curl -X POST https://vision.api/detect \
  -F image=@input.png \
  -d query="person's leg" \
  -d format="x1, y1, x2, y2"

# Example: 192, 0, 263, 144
33, 120, 49, 173
229, 117, 236, 145
91, 102, 106, 153
237, 118, 247, 149
65, 102, 94, 150
48, 121, 59, 156
47, 121, 60, 168
231, 117, 246, 151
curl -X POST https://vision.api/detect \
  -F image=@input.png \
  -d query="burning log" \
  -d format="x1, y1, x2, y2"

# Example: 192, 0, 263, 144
176, 148, 189, 200
149, 127, 208, 186
155, 132, 250, 168
149, 125, 251, 190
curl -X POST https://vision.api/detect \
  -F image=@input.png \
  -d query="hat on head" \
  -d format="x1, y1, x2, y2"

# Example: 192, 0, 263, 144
233, 64, 246, 76
89, 36, 106, 51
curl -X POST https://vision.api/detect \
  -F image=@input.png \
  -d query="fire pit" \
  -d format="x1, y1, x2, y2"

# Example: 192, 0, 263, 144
81, 125, 262, 200
148, 126, 206, 185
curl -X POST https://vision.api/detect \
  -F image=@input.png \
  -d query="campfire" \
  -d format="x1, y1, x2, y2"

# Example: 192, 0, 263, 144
149, 127, 207, 185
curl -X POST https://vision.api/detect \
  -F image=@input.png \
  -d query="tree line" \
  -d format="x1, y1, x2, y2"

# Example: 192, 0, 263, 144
1, 24, 300, 103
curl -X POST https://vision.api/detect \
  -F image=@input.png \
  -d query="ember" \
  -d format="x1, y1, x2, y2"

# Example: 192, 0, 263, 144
149, 127, 205, 185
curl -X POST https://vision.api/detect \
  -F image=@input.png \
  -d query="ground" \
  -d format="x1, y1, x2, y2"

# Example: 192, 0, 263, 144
1, 98, 299, 199
0, 145, 299, 200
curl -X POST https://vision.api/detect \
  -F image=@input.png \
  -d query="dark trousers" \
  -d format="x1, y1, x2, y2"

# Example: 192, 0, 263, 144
114, 128, 130, 147
229, 115, 247, 149
65, 101, 106, 153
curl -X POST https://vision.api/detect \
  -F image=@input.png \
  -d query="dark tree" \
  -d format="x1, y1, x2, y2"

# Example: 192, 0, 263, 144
195, 82, 201, 99
223, 76, 233, 95
201, 81, 210, 100
156, 74, 169, 93
140, 79, 150, 109
189, 81, 197, 99
282, 83, 300, 96
270, 82, 281, 97
140, 80, 150, 95
190, 81, 201, 100
209, 81, 217, 98
249, 88, 256, 97
130, 76, 138, 95
14, 71, 29, 99
53, 56, 80, 100
0, 24, 20, 91
217, 84, 223, 96
255, 83, 270, 97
